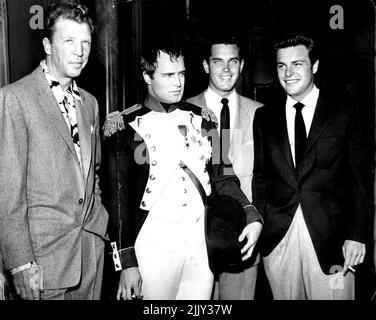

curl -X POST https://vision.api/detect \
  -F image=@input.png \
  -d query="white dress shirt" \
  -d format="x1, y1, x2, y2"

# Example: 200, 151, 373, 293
204, 88, 237, 137
285, 85, 320, 166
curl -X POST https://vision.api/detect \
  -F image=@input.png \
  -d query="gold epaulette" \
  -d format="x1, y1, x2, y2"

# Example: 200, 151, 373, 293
103, 104, 142, 137
201, 106, 218, 125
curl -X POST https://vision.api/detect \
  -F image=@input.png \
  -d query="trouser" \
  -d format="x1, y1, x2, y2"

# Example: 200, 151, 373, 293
135, 211, 213, 300
212, 262, 258, 300
263, 207, 354, 300
41, 231, 105, 300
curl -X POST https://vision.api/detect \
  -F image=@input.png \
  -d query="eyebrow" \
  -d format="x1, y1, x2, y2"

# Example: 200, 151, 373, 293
277, 59, 306, 64
211, 57, 240, 61
161, 70, 185, 75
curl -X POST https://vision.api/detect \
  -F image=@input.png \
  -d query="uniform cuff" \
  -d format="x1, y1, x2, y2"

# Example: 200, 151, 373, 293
243, 205, 263, 225
111, 242, 138, 271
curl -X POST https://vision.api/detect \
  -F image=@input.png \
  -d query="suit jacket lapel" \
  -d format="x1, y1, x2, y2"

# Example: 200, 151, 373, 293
275, 102, 296, 175
34, 68, 81, 166
304, 95, 331, 156
230, 95, 250, 162
75, 95, 91, 181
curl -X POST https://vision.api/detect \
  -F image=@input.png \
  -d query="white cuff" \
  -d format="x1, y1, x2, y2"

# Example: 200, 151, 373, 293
10, 261, 37, 275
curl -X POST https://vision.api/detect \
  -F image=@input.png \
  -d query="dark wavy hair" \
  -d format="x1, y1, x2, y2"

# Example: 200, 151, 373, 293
141, 44, 184, 78
274, 33, 319, 65
203, 35, 243, 63
44, 2, 94, 41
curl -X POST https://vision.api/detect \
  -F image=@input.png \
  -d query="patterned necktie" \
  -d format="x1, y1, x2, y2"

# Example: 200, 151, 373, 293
293, 102, 306, 171
220, 97, 230, 165
41, 60, 81, 164
61, 86, 80, 161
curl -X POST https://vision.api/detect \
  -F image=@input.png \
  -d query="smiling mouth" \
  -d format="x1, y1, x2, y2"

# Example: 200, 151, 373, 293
285, 79, 299, 84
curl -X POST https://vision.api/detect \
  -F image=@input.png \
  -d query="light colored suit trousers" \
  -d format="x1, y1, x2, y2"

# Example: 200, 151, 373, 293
263, 206, 354, 300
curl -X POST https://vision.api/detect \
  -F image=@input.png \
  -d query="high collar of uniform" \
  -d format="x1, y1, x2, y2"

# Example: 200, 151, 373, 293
144, 94, 179, 113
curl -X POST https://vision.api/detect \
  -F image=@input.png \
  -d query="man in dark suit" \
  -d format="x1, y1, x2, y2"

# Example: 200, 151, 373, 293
252, 33, 373, 299
0, 3, 108, 300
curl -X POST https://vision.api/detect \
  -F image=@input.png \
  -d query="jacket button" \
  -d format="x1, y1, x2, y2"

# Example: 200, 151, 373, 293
150, 175, 156, 180
146, 188, 152, 194
141, 201, 146, 207
151, 160, 157, 166
78, 198, 84, 204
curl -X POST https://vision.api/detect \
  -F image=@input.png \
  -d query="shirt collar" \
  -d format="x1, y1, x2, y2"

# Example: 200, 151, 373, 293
206, 87, 237, 106
286, 85, 319, 110
40, 60, 82, 102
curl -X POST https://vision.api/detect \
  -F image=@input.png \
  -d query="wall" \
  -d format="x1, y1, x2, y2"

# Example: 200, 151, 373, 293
7, 0, 48, 82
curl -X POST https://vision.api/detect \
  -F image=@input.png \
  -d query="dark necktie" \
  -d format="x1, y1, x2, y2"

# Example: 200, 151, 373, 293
220, 98, 230, 165
293, 102, 306, 171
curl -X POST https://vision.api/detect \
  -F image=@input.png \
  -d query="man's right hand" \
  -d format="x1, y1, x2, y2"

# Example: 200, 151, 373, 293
117, 267, 143, 300
13, 269, 40, 300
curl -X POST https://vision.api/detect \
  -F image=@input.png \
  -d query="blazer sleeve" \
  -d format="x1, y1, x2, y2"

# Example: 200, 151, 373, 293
204, 119, 262, 224
346, 103, 374, 243
0, 87, 36, 269
251, 108, 266, 219
0, 250, 4, 275
107, 129, 140, 270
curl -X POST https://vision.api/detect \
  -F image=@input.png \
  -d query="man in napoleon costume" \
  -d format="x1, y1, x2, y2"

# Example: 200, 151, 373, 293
104, 43, 263, 300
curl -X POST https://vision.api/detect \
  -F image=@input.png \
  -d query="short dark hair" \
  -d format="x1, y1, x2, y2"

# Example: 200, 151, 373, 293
274, 33, 319, 65
204, 35, 243, 63
141, 44, 184, 78
44, 2, 94, 41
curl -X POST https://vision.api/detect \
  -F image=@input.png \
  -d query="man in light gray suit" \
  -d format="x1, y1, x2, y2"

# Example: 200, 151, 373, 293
0, 3, 108, 300
187, 35, 263, 300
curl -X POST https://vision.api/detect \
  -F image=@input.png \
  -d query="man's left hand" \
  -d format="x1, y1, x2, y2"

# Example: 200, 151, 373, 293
239, 221, 262, 261
342, 239, 366, 273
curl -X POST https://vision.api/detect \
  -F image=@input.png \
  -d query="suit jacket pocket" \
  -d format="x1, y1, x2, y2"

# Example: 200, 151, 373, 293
316, 137, 343, 169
